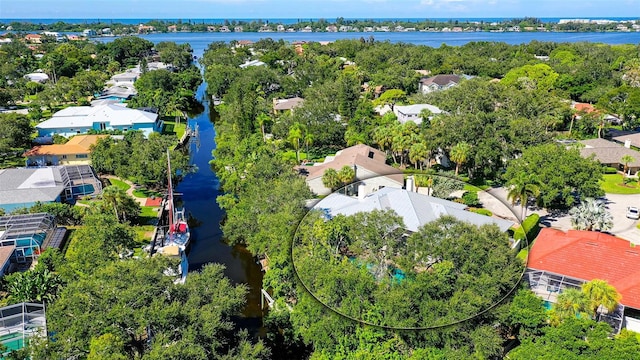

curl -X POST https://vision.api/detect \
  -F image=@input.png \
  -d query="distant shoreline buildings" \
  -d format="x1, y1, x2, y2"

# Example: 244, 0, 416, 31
1, 17, 639, 35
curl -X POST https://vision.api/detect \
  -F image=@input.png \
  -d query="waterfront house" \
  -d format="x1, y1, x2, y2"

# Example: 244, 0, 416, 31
316, 186, 514, 233
418, 74, 462, 94
36, 104, 160, 138
0, 166, 101, 213
298, 144, 403, 196
167, 25, 177, 32
24, 135, 108, 167
527, 228, 640, 333
82, 29, 97, 37
24, 34, 42, 44
393, 104, 444, 125
578, 138, 640, 175
273, 97, 304, 114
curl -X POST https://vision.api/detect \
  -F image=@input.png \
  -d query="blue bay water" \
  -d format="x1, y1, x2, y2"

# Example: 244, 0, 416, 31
94, 31, 640, 59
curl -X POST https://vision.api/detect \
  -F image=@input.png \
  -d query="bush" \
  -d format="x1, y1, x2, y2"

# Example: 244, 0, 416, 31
471, 208, 492, 216
603, 166, 618, 174
462, 191, 481, 207
513, 213, 541, 246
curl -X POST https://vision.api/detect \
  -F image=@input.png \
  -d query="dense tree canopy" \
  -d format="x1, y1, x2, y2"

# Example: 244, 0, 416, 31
503, 143, 604, 208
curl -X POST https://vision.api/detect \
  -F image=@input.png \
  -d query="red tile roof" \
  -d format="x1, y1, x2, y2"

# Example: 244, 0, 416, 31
573, 102, 596, 113
528, 228, 640, 309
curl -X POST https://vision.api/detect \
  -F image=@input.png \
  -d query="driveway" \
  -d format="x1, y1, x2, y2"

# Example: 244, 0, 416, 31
483, 187, 640, 245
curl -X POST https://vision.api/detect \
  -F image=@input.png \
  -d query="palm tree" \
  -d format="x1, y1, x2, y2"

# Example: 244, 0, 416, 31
322, 168, 341, 192
449, 142, 471, 177
569, 198, 613, 232
372, 126, 393, 157
288, 122, 306, 163
337, 165, 356, 187
621, 154, 635, 177
256, 113, 270, 142
553, 288, 589, 323
582, 279, 621, 319
304, 132, 314, 161
409, 142, 429, 170
506, 172, 541, 220
414, 174, 433, 196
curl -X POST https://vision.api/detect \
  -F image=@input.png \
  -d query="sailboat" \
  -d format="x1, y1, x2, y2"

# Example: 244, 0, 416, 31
165, 149, 190, 249
155, 149, 189, 284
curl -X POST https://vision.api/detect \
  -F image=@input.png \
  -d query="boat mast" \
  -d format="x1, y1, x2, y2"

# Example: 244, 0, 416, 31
167, 148, 174, 235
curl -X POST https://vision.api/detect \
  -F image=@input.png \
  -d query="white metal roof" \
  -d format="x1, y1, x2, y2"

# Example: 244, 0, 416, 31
315, 187, 514, 233
36, 104, 157, 130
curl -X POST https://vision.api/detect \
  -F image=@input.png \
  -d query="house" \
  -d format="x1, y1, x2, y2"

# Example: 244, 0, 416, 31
110, 70, 139, 84
24, 34, 42, 44
0, 302, 46, 357
418, 74, 462, 94
0, 168, 69, 212
234, 26, 244, 32
239, 59, 266, 69
298, 144, 403, 196
36, 104, 160, 138
24, 72, 49, 83
138, 24, 155, 33
527, 228, 640, 333
219, 26, 231, 32
612, 131, 640, 149
167, 25, 177, 32
572, 102, 620, 124
235, 40, 254, 47
0, 213, 58, 262
0, 246, 15, 278
66, 35, 82, 41
578, 138, 640, 175
98, 83, 137, 101
273, 97, 304, 114
24, 135, 108, 167
315, 186, 514, 233
393, 104, 444, 125
0, 166, 101, 213
82, 29, 97, 37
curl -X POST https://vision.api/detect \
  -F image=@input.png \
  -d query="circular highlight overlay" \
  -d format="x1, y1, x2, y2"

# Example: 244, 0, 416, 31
291, 174, 528, 330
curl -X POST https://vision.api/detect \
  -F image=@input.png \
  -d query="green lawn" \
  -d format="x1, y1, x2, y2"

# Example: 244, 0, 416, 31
282, 150, 309, 162
132, 188, 163, 199
600, 174, 640, 194
162, 119, 187, 139
132, 225, 155, 257
108, 178, 131, 192
136, 206, 160, 226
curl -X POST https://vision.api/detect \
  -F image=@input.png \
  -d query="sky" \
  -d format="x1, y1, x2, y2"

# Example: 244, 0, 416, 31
1, 0, 639, 20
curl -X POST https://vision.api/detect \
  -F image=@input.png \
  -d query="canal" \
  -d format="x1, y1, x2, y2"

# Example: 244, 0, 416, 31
177, 81, 264, 327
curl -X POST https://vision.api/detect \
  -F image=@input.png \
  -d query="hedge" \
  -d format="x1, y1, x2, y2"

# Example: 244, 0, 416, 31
513, 213, 541, 247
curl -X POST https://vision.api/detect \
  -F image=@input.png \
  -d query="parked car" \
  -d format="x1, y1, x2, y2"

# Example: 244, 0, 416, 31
627, 206, 640, 220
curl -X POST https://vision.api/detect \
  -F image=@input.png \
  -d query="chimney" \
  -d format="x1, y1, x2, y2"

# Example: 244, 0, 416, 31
406, 176, 415, 193
358, 184, 366, 200
625, 139, 631, 148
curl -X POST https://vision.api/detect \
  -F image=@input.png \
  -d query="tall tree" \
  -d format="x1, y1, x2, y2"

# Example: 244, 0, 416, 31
449, 141, 471, 176
506, 172, 541, 220
321, 168, 341, 192
621, 154, 635, 177
288, 122, 306, 163
582, 279, 621, 319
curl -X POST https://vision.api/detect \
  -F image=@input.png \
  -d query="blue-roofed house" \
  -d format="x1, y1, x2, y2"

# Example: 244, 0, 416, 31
35, 104, 161, 138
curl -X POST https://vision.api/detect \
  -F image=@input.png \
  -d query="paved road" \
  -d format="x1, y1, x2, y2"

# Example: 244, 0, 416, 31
481, 187, 640, 245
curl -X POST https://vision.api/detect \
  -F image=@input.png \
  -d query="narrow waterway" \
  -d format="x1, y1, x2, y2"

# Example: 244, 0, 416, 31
176, 81, 264, 327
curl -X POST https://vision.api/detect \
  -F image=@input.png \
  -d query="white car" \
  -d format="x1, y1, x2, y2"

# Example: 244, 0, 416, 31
627, 207, 640, 220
